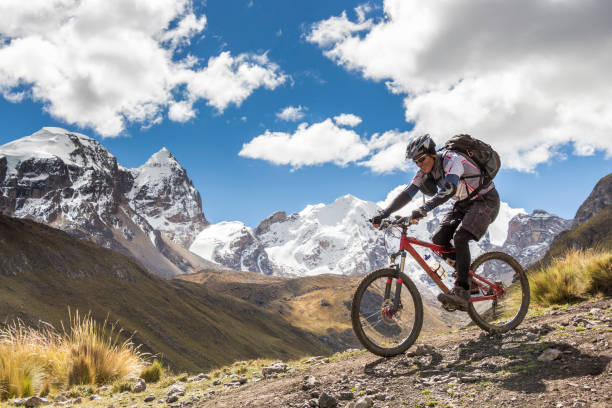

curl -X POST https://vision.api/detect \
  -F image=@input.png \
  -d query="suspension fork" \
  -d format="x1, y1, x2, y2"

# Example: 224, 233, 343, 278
384, 251, 406, 313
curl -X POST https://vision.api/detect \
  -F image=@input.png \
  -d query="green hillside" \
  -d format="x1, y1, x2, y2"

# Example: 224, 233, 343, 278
0, 215, 332, 372
180, 269, 452, 344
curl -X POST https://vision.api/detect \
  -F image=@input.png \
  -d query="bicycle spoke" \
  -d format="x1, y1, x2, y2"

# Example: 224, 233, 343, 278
468, 252, 530, 333
369, 319, 387, 330
361, 310, 382, 321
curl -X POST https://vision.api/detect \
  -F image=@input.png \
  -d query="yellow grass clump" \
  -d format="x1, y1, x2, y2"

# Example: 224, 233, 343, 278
529, 248, 612, 307
0, 311, 144, 400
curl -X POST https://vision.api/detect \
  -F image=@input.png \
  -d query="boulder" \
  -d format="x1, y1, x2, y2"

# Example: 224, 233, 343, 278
538, 348, 562, 362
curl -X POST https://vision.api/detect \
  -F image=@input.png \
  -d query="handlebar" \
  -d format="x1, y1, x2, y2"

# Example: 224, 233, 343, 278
369, 215, 421, 230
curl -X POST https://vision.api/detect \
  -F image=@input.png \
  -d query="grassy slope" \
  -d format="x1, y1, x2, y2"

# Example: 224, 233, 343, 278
180, 269, 451, 341
0, 215, 332, 372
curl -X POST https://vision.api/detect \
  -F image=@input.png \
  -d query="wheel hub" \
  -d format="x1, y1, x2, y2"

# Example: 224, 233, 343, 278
380, 299, 400, 325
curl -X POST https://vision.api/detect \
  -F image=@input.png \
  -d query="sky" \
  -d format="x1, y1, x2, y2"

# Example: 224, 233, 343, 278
0, 0, 611, 227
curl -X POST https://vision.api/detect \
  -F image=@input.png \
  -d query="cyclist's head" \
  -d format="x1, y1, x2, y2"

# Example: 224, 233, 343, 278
405, 134, 436, 161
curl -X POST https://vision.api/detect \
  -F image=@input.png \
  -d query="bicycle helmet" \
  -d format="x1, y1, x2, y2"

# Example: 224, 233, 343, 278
405, 134, 436, 160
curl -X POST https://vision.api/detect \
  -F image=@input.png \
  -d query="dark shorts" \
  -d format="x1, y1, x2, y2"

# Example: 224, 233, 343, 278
438, 188, 501, 241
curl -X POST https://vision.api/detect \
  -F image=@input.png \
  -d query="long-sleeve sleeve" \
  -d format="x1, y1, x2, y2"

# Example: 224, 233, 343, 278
383, 183, 420, 216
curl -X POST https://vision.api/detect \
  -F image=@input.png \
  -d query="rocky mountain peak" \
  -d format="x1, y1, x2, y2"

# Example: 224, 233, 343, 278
573, 173, 612, 226
143, 147, 181, 169
254, 211, 287, 237
0, 127, 212, 277
501, 210, 572, 267
0, 127, 117, 175
127, 147, 207, 248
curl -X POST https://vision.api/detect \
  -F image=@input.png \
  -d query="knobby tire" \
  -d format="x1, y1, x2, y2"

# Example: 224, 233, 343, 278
467, 251, 530, 333
351, 268, 423, 357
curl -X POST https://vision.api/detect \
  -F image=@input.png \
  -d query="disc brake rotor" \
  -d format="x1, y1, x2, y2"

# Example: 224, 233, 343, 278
380, 299, 401, 325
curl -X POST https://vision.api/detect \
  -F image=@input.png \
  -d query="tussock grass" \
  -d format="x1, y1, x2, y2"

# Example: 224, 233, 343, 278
0, 311, 144, 400
63, 311, 142, 386
140, 360, 163, 383
528, 249, 612, 307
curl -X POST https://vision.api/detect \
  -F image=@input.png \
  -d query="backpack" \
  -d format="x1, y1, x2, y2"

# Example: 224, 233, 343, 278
442, 134, 501, 199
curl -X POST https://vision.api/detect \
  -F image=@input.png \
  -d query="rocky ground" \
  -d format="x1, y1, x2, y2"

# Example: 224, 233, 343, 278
9, 298, 611, 408
200, 298, 612, 408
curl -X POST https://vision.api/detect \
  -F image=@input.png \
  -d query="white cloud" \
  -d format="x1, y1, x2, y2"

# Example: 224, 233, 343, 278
168, 100, 195, 122
181, 52, 286, 113
239, 118, 369, 168
333, 113, 362, 127
0, 0, 286, 137
308, 0, 612, 172
360, 130, 412, 173
277, 105, 306, 122
239, 115, 420, 173
161, 12, 207, 50
307, 10, 373, 48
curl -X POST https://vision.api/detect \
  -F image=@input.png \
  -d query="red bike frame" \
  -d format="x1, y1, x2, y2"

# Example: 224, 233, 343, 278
399, 233, 503, 302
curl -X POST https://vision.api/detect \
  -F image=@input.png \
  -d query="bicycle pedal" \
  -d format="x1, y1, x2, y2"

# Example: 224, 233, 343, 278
441, 303, 457, 312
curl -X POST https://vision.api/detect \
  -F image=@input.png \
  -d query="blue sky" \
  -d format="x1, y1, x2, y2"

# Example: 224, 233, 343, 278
1, 0, 611, 227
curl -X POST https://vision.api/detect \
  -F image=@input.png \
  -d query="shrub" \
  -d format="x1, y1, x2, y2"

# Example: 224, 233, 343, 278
140, 360, 163, 383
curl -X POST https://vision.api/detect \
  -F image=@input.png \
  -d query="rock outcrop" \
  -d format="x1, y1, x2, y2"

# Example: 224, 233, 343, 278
573, 173, 612, 226
501, 210, 572, 268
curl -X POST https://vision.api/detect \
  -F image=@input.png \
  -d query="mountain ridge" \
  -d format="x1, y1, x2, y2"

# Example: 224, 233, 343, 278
0, 127, 214, 277
189, 190, 571, 303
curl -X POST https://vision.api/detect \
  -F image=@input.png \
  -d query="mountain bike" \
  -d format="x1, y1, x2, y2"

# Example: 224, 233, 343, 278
351, 216, 530, 357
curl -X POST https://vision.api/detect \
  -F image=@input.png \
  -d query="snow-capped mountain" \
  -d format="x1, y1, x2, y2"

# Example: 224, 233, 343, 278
189, 221, 275, 275
188, 190, 485, 280
256, 195, 387, 276
0, 127, 215, 277
189, 184, 570, 298
126, 147, 207, 248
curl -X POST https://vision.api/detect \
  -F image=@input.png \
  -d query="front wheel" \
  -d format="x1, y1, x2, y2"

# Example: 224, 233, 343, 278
467, 251, 530, 333
351, 268, 423, 357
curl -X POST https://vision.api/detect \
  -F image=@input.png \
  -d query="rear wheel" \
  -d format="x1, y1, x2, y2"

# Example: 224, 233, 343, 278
467, 251, 530, 333
351, 268, 423, 356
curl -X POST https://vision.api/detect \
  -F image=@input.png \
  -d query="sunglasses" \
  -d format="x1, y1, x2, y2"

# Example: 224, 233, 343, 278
414, 155, 427, 164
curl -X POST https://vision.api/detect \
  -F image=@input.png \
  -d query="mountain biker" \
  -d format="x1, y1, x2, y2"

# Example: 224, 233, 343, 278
371, 134, 500, 310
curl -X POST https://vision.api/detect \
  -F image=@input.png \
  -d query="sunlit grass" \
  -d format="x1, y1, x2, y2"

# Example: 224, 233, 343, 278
0, 311, 144, 400
525, 249, 612, 308
62, 310, 143, 386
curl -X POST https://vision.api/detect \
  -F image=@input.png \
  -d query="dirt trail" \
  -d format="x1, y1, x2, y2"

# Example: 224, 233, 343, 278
199, 298, 612, 408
